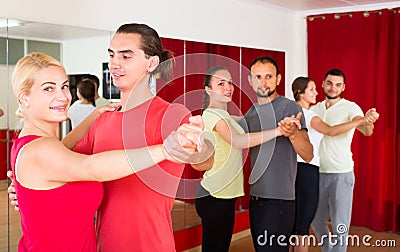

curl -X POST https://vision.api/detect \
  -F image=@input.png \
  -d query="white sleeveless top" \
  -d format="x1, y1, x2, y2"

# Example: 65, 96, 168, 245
297, 108, 323, 167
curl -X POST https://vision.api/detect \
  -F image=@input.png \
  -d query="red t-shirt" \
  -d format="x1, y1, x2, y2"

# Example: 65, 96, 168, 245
11, 135, 103, 252
74, 97, 191, 252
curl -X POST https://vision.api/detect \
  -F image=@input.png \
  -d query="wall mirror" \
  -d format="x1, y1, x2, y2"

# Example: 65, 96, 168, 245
1, 18, 284, 251
0, 18, 113, 251
0, 18, 229, 251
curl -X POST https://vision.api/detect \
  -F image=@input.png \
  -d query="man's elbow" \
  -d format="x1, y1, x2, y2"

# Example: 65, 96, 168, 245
302, 144, 314, 163
326, 131, 338, 137
304, 153, 314, 163
358, 125, 374, 137
364, 131, 373, 137
365, 126, 374, 136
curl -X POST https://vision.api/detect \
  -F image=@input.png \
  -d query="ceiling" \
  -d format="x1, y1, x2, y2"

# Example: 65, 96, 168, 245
255, 0, 400, 11
1, 1, 399, 41
0, 19, 110, 41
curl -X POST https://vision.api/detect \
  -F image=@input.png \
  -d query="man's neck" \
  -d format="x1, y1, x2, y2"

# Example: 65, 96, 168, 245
325, 97, 341, 109
257, 93, 279, 105
80, 99, 91, 105
118, 77, 154, 111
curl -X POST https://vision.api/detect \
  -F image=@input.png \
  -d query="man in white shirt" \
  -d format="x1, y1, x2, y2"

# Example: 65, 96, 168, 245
310, 69, 379, 252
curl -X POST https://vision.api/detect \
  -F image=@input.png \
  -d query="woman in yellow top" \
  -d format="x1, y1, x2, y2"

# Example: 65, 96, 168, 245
196, 66, 295, 252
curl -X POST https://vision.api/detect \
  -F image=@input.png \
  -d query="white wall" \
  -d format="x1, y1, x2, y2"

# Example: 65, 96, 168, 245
0, 33, 111, 129
0, 0, 297, 94
1, 0, 398, 99
0, 65, 18, 129
63, 35, 111, 96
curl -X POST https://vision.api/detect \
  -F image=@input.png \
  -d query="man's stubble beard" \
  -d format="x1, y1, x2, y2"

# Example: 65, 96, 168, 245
256, 88, 276, 98
324, 90, 341, 100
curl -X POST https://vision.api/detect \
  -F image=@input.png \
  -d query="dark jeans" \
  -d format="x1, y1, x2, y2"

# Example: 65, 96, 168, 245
249, 197, 295, 252
195, 186, 237, 252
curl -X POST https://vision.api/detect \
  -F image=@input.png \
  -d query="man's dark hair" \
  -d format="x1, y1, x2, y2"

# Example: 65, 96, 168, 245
248, 56, 280, 76
324, 69, 346, 82
116, 23, 174, 82
77, 79, 96, 106
82, 74, 100, 90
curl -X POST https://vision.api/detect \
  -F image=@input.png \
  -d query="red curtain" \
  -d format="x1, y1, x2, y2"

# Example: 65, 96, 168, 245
158, 37, 185, 103
307, 8, 400, 232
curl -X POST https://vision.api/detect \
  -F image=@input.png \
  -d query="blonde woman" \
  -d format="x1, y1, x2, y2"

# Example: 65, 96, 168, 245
10, 52, 204, 251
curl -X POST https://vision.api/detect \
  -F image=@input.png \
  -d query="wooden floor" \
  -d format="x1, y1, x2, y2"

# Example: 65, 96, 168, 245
0, 181, 21, 252
1, 180, 399, 252
171, 200, 201, 230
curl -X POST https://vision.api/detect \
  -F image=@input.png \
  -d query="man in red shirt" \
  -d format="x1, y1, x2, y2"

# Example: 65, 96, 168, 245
73, 23, 212, 251
8, 23, 213, 252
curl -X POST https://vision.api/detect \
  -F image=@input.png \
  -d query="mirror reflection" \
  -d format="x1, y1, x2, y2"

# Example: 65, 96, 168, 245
0, 19, 118, 251
1, 18, 222, 251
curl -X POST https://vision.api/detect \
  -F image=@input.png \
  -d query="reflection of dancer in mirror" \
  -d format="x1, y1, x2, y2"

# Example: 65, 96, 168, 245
80, 74, 110, 107
196, 66, 293, 252
290, 76, 366, 252
310, 69, 379, 252
68, 79, 96, 128
239, 56, 313, 252
10, 52, 204, 251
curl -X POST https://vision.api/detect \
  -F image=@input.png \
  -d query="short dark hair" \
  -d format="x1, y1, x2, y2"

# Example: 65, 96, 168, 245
324, 68, 346, 83
77, 79, 96, 106
248, 56, 280, 76
81, 74, 100, 90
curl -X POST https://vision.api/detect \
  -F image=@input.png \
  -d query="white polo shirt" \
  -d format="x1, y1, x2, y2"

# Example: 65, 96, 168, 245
310, 99, 363, 173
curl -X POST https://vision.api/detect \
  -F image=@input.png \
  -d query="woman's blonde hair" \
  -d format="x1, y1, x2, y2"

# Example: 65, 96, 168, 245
12, 52, 64, 100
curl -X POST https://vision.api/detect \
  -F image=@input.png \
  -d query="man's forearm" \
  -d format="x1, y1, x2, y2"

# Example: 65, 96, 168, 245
290, 129, 313, 162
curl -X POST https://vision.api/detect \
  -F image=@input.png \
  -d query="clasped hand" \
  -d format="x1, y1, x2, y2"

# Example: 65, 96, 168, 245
162, 115, 214, 164
277, 112, 302, 138
364, 108, 379, 124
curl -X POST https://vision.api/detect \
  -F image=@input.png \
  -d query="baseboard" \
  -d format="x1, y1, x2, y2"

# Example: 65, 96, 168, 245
232, 228, 251, 241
